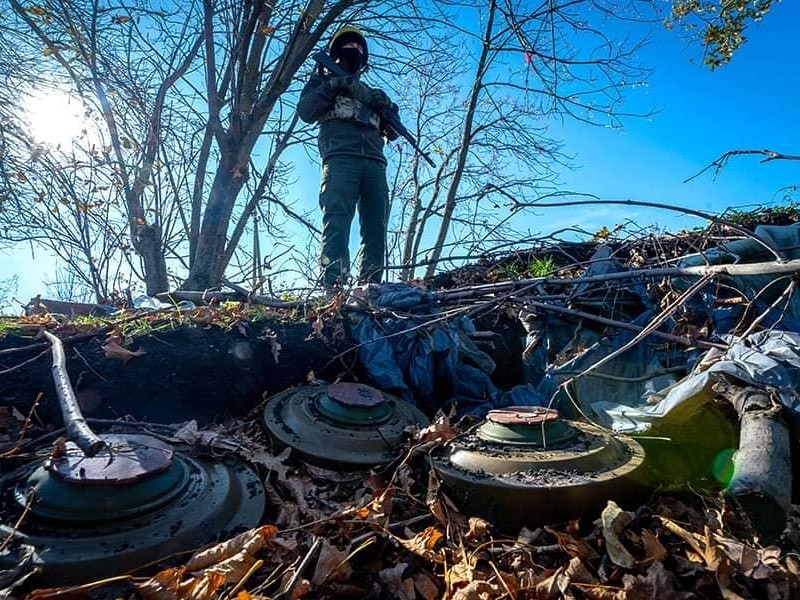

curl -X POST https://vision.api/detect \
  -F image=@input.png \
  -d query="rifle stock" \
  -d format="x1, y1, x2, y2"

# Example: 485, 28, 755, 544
311, 51, 436, 168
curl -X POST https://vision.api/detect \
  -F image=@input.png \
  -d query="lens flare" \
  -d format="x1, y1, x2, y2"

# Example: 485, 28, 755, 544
712, 448, 736, 487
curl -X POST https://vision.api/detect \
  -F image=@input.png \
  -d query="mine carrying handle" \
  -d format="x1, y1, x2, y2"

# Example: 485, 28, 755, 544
311, 51, 436, 168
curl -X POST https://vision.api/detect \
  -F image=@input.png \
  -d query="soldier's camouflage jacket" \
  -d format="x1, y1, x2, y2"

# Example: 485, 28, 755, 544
297, 73, 399, 166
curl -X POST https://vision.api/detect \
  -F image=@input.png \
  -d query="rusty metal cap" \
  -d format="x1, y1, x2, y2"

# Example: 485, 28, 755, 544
486, 407, 560, 426
317, 382, 393, 425
47, 434, 173, 485
328, 382, 384, 407
478, 406, 576, 446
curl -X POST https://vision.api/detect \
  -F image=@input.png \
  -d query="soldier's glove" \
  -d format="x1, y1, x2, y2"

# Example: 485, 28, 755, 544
383, 124, 400, 142
328, 75, 357, 93
361, 88, 391, 110
381, 103, 401, 141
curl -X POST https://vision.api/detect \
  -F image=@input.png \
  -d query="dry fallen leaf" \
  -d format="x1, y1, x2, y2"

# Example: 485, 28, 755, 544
451, 580, 498, 600
276, 502, 301, 529
466, 516, 491, 541
135, 526, 277, 600
265, 331, 281, 363
185, 525, 277, 572
658, 516, 707, 559
445, 548, 478, 592
311, 316, 324, 337
621, 560, 696, 599
641, 529, 668, 564
545, 526, 598, 561
304, 463, 363, 483
535, 557, 594, 599
393, 526, 444, 563
601, 500, 637, 568
135, 567, 226, 600
426, 470, 467, 530
49, 437, 68, 460
247, 446, 291, 480
102, 335, 146, 362
379, 563, 415, 600
416, 414, 457, 443
172, 421, 239, 452
310, 540, 352, 586
413, 572, 439, 600
306, 370, 326, 385
659, 517, 727, 570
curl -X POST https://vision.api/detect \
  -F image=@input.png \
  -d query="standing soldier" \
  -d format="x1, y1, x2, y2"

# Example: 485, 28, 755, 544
297, 26, 399, 290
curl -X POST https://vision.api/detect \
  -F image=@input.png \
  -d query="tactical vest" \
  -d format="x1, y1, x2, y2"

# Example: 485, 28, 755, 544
320, 95, 380, 129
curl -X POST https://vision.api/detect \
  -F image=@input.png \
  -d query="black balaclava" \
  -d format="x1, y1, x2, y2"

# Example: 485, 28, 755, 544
335, 47, 363, 74
331, 30, 367, 74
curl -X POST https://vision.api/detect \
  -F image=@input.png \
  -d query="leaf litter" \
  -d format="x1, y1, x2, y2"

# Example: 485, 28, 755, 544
8, 217, 800, 598
16, 412, 799, 600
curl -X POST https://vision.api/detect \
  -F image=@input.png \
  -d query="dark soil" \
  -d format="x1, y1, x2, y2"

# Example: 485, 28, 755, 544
0, 312, 527, 430
0, 319, 340, 426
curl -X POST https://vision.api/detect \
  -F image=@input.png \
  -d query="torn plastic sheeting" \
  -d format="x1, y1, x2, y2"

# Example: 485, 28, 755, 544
521, 311, 606, 388
573, 221, 800, 432
132, 295, 196, 312
524, 223, 800, 434
533, 309, 694, 425
532, 318, 800, 435
349, 284, 543, 416
677, 223, 800, 322
595, 329, 800, 434
521, 244, 654, 390
569, 244, 651, 309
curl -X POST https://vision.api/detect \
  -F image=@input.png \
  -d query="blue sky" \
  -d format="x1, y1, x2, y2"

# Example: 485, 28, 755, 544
1, 2, 798, 309
541, 0, 799, 234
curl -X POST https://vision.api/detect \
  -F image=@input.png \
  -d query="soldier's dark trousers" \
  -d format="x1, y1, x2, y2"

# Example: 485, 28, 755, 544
319, 156, 389, 286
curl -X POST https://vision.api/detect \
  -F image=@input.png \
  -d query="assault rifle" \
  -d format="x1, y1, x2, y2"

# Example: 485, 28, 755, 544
311, 50, 436, 168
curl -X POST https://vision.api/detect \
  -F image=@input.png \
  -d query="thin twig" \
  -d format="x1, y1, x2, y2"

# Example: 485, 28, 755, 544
560, 274, 715, 388
225, 558, 264, 599
0, 488, 34, 553
72, 346, 107, 381
276, 536, 322, 600
0, 393, 42, 458
521, 298, 726, 350
685, 148, 800, 183
506, 198, 785, 261
0, 348, 50, 376
434, 258, 800, 302
738, 277, 796, 340
489, 559, 517, 600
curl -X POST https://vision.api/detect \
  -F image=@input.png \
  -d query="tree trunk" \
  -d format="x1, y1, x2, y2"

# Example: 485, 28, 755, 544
134, 223, 170, 295
183, 153, 249, 290
423, 0, 495, 279
717, 379, 792, 542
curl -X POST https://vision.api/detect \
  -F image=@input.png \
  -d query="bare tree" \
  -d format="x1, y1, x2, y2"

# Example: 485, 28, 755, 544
181, 0, 371, 289
0, 0, 654, 294
46, 265, 96, 303
1, 0, 369, 294
375, 0, 651, 279
4, 0, 207, 294
0, 106, 132, 301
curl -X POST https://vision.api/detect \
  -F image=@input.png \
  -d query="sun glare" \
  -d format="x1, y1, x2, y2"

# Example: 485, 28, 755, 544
25, 91, 89, 148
